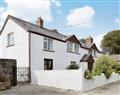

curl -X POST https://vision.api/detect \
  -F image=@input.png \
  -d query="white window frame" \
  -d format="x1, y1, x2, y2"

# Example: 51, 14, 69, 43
7, 32, 14, 46
93, 49, 97, 57
67, 41, 73, 52
43, 37, 53, 51
74, 43, 79, 53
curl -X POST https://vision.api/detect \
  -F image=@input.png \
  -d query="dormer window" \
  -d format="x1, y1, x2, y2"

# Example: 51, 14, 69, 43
67, 41, 73, 52
7, 32, 14, 47
89, 50, 92, 55
67, 41, 79, 54
74, 43, 79, 53
93, 49, 97, 57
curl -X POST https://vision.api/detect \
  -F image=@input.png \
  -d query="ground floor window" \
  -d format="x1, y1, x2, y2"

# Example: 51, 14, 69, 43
44, 59, 53, 70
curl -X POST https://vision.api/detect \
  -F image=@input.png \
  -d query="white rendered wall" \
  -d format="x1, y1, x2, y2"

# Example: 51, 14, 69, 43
82, 72, 120, 92
30, 33, 88, 70
31, 65, 120, 92
0, 19, 29, 67
31, 69, 83, 91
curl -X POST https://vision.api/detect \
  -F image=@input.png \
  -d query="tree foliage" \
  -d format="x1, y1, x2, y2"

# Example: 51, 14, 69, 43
101, 30, 120, 54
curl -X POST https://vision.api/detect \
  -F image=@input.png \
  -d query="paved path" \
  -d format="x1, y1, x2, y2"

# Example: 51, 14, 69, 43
0, 81, 120, 95
82, 80, 120, 95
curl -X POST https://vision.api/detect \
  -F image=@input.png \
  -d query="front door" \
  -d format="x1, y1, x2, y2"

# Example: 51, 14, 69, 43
88, 62, 93, 72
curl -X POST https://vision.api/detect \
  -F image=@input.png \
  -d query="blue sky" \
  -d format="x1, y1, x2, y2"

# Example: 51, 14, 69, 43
0, 0, 120, 49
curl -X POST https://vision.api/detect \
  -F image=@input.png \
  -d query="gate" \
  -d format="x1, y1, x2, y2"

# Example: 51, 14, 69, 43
17, 67, 30, 83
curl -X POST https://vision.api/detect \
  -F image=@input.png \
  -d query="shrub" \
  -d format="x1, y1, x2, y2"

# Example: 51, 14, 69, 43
66, 63, 80, 70
84, 70, 93, 80
94, 55, 119, 79
112, 63, 120, 74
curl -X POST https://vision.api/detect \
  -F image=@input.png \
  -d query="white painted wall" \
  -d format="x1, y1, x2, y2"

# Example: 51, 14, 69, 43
30, 33, 88, 70
82, 72, 120, 92
31, 67, 120, 92
0, 19, 29, 67
31, 69, 83, 91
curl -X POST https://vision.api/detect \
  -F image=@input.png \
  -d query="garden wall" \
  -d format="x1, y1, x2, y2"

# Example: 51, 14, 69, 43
31, 68, 83, 91
31, 67, 120, 92
0, 59, 17, 90
82, 72, 120, 92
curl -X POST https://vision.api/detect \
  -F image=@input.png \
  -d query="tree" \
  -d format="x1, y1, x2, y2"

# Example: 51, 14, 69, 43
101, 30, 120, 54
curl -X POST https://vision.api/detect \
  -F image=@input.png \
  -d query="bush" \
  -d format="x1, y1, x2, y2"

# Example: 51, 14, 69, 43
66, 63, 80, 70
112, 63, 120, 74
84, 70, 93, 80
94, 55, 119, 79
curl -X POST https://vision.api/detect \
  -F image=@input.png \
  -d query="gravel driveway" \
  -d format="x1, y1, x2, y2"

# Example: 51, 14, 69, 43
0, 81, 120, 95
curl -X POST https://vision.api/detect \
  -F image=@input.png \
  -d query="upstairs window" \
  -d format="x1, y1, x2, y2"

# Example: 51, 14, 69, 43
67, 41, 73, 52
93, 50, 97, 57
67, 41, 79, 53
74, 43, 79, 53
7, 32, 14, 46
89, 50, 92, 55
44, 37, 53, 51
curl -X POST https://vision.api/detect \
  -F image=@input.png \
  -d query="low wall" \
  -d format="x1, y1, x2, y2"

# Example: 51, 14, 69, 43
31, 68, 120, 92
31, 68, 83, 91
82, 72, 120, 92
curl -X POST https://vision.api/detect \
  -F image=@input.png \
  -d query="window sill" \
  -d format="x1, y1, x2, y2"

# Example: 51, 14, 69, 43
43, 49, 55, 52
6, 44, 15, 48
67, 51, 80, 55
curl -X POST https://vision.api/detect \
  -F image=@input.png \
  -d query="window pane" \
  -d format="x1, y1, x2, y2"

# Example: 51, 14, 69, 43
75, 43, 79, 53
43, 37, 53, 51
44, 59, 53, 70
7, 33, 14, 46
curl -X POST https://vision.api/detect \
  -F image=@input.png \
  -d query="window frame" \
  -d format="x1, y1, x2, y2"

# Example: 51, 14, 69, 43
7, 32, 15, 47
74, 43, 79, 53
43, 37, 53, 51
44, 59, 53, 70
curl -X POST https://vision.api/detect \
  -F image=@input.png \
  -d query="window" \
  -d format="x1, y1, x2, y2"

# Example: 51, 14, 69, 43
44, 37, 53, 51
74, 43, 79, 53
44, 59, 53, 70
7, 33, 14, 46
93, 50, 97, 57
71, 61, 76, 64
89, 50, 92, 55
67, 41, 73, 52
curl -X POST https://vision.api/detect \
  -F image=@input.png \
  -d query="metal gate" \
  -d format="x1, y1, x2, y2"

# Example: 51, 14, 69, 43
17, 67, 30, 83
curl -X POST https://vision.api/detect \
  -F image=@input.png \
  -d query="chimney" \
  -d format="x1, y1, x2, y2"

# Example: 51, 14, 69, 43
85, 35, 93, 44
36, 17, 43, 28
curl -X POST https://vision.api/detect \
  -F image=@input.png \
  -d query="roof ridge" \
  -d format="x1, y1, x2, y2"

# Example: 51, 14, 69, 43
8, 15, 67, 37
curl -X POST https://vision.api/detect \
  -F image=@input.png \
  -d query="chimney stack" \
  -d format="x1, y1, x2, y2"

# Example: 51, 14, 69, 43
85, 35, 93, 44
36, 17, 43, 28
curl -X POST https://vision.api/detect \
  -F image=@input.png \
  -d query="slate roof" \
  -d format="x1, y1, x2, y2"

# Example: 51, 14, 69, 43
80, 54, 95, 62
80, 43, 94, 49
0, 15, 67, 41
0, 15, 102, 53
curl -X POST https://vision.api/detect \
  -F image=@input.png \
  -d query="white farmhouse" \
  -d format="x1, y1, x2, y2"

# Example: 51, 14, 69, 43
0, 15, 102, 83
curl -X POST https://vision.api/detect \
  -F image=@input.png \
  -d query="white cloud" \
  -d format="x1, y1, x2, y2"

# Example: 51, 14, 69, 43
0, 0, 61, 29
115, 18, 120, 24
94, 33, 106, 50
66, 6, 95, 28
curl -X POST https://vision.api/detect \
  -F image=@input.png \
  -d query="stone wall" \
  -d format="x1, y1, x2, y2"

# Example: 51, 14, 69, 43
0, 59, 17, 91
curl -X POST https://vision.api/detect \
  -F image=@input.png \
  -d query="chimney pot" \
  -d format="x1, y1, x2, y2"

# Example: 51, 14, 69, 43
36, 17, 43, 28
